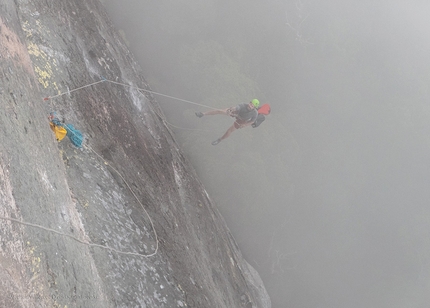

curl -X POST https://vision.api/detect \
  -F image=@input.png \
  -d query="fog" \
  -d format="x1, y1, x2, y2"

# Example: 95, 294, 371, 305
102, 1, 430, 307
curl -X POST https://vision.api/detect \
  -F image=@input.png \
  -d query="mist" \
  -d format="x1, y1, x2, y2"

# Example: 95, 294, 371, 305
102, 0, 430, 307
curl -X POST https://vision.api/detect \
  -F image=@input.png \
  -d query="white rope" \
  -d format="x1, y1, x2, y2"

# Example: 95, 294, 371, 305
105, 79, 217, 110
53, 126, 159, 257
86, 145, 159, 257
0, 215, 155, 258
0, 143, 160, 258
44, 77, 218, 131
44, 78, 218, 110
44, 80, 106, 100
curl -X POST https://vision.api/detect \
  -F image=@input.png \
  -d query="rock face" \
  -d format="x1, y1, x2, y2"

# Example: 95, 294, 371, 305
0, 0, 270, 307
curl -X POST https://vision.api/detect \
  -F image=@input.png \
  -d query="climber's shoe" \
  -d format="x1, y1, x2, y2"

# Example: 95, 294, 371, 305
211, 139, 221, 146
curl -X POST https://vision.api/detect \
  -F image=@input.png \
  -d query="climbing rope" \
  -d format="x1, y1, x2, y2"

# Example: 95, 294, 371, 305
0, 215, 155, 258
44, 77, 218, 110
45, 77, 216, 132
86, 144, 159, 257
106, 79, 217, 110
44, 79, 106, 100
0, 130, 159, 258
57, 119, 160, 257
0, 143, 158, 258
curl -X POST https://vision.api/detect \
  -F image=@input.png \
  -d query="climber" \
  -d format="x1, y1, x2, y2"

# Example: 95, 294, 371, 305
195, 99, 260, 145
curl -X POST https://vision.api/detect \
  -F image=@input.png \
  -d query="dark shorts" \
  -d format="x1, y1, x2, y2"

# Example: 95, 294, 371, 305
234, 118, 248, 129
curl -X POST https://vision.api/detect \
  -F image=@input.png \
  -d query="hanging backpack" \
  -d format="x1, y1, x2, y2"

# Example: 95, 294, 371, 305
252, 104, 271, 128
49, 113, 84, 147
258, 103, 271, 115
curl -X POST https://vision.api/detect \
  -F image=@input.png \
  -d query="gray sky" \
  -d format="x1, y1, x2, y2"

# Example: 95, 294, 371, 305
102, 1, 430, 307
